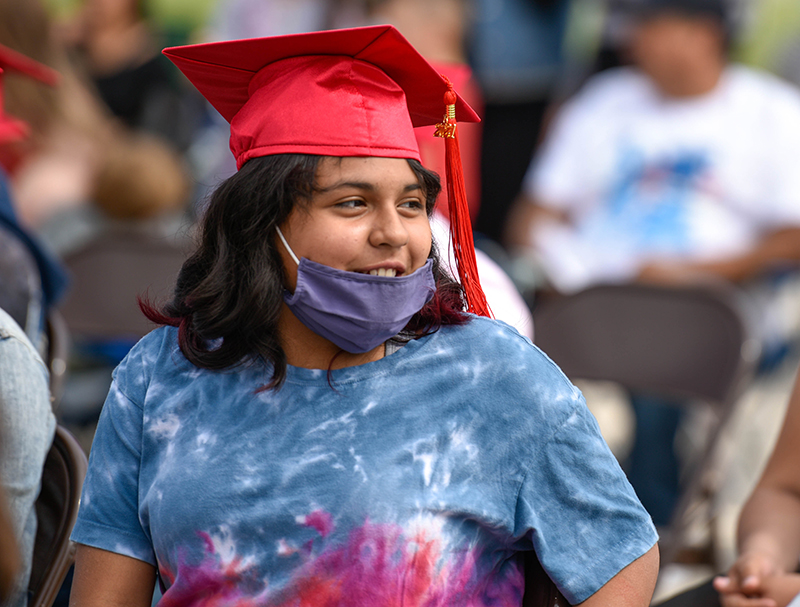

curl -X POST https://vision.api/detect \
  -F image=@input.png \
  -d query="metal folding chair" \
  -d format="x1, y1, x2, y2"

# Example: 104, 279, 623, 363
55, 224, 191, 421
58, 225, 191, 341
532, 283, 758, 566
28, 425, 88, 607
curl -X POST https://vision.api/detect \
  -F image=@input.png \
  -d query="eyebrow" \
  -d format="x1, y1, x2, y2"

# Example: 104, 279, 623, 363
318, 181, 423, 193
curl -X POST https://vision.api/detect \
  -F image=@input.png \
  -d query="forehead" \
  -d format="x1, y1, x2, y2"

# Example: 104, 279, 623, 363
314, 156, 419, 185
634, 10, 715, 30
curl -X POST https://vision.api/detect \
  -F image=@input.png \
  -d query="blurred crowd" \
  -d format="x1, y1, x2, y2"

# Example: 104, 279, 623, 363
5, 0, 800, 604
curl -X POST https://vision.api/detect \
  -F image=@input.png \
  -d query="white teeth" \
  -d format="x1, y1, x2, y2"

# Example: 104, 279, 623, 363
368, 268, 397, 277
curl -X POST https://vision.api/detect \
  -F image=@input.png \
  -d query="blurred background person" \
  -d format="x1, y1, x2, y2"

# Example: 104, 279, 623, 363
656, 366, 800, 606
711, 368, 800, 606
0, 0, 115, 232
505, 0, 800, 527
0, 45, 68, 348
0, 0, 191, 239
56, 0, 205, 151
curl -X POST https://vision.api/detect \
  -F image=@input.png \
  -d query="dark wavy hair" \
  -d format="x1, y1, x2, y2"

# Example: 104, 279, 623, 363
142, 154, 469, 388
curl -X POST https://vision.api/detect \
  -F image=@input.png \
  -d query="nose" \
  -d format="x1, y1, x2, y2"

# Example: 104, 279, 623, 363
369, 206, 409, 248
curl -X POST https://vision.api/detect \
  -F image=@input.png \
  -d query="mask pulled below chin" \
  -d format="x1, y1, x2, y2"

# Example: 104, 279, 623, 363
283, 258, 436, 353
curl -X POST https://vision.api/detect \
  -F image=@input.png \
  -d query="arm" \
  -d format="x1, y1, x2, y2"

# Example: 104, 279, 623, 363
713, 370, 800, 605
638, 227, 800, 286
70, 545, 156, 607
503, 193, 570, 251
578, 545, 660, 607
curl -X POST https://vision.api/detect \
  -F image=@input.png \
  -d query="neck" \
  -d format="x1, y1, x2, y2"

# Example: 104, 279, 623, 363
278, 304, 385, 370
658, 59, 725, 99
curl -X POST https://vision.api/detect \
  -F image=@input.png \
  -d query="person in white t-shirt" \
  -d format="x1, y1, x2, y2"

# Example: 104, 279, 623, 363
508, 0, 800, 294
506, 0, 800, 527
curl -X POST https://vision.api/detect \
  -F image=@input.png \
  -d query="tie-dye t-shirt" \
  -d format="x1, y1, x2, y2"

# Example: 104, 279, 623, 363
72, 316, 656, 606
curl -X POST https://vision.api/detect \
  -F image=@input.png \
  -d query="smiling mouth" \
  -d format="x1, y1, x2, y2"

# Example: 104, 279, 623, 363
367, 268, 398, 277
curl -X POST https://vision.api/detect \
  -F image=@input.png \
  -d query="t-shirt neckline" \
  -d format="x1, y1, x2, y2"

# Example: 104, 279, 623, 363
283, 331, 432, 386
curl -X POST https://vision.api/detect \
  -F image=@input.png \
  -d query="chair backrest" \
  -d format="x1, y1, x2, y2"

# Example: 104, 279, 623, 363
532, 283, 758, 409
28, 425, 88, 607
532, 283, 759, 567
58, 225, 191, 341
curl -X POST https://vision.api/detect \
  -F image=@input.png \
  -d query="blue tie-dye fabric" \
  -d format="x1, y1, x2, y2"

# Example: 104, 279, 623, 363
72, 316, 657, 606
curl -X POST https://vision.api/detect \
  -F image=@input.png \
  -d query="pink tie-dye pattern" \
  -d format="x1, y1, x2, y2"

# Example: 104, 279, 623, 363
301, 510, 333, 538
156, 519, 524, 607
157, 532, 270, 607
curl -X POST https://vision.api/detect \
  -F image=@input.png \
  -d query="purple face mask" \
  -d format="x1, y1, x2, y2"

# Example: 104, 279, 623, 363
277, 228, 436, 353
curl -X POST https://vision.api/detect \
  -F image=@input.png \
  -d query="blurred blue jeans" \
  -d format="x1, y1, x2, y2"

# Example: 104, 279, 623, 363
626, 394, 683, 527
0, 307, 55, 607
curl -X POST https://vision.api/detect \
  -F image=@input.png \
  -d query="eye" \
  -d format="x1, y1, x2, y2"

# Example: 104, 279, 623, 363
335, 199, 366, 209
399, 198, 425, 211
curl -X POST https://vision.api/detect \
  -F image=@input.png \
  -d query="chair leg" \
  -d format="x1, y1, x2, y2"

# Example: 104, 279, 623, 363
660, 407, 729, 567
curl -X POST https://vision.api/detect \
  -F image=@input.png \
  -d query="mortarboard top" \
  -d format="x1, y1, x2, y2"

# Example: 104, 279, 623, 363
163, 25, 480, 170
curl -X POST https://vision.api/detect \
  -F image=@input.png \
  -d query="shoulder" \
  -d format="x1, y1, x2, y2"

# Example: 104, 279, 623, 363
112, 325, 185, 404
567, 67, 652, 112
0, 307, 46, 375
421, 316, 583, 424
0, 306, 54, 444
434, 315, 567, 372
725, 65, 800, 112
545, 67, 652, 142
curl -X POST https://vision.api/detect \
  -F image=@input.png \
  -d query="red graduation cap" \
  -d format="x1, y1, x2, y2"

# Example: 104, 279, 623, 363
0, 70, 28, 146
0, 44, 59, 145
164, 24, 491, 317
163, 25, 479, 168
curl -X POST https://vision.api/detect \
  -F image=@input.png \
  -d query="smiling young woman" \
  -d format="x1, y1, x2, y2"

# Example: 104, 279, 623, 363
275, 157, 436, 369
68, 25, 658, 607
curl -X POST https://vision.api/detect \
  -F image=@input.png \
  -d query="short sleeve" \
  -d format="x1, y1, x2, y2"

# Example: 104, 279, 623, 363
514, 398, 658, 605
70, 353, 156, 566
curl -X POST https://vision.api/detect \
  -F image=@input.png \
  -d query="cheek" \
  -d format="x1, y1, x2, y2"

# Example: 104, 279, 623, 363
298, 225, 370, 270
411, 223, 433, 266
277, 242, 299, 292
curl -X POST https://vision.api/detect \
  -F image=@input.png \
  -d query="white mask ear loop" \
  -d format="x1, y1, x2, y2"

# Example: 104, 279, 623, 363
276, 226, 300, 266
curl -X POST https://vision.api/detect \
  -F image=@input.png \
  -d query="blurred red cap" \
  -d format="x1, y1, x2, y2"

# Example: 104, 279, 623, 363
0, 45, 59, 145
0, 43, 59, 86
0, 75, 27, 145
163, 25, 480, 169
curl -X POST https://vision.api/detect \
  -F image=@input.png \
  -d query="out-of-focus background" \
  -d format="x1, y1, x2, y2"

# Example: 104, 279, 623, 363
4, 0, 800, 603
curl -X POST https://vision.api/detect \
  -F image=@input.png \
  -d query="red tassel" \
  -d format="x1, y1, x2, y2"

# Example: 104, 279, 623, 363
435, 78, 492, 318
